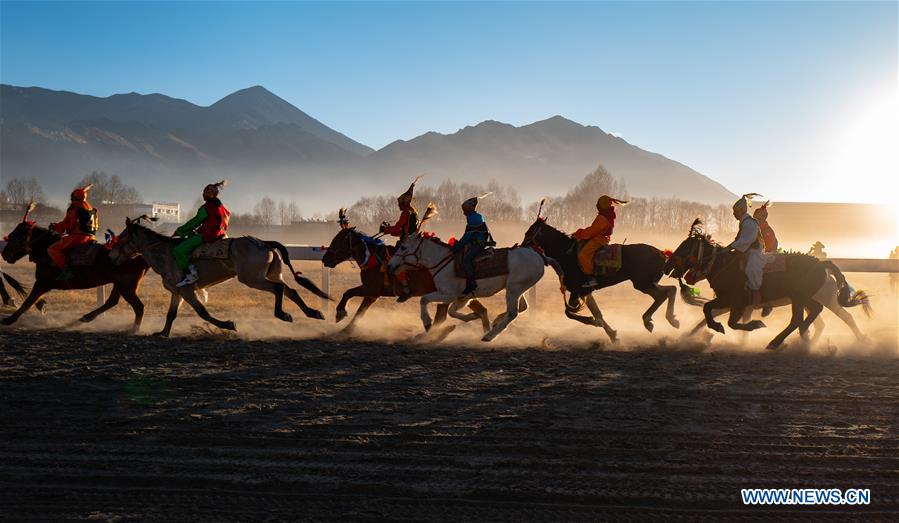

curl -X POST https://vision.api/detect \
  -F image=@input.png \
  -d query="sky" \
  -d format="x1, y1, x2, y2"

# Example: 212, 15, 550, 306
1, 1, 897, 206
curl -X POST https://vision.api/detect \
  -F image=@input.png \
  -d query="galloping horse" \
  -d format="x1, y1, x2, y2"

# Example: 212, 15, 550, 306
665, 219, 869, 350
1, 205, 149, 330
387, 233, 547, 342
521, 218, 679, 341
322, 227, 490, 334
110, 217, 330, 336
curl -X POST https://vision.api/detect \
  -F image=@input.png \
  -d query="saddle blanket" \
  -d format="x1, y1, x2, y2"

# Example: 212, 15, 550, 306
763, 253, 787, 274
454, 247, 510, 279
69, 242, 103, 266
192, 239, 232, 260
593, 244, 623, 275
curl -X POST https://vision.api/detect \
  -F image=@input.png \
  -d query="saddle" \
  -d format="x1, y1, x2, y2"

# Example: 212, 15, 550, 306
454, 247, 510, 279
68, 242, 103, 267
592, 244, 623, 276
192, 238, 232, 260
763, 253, 787, 274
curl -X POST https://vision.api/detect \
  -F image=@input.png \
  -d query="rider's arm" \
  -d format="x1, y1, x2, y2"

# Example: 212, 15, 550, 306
573, 214, 608, 240
175, 206, 208, 237
51, 205, 79, 234
382, 211, 409, 236
729, 219, 759, 252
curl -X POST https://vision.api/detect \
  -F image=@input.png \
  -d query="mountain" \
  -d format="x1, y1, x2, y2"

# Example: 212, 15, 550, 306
367, 116, 734, 205
1, 84, 735, 211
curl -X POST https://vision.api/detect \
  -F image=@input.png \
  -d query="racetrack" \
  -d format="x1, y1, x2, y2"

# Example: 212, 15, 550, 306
2, 327, 897, 520
2, 260, 898, 519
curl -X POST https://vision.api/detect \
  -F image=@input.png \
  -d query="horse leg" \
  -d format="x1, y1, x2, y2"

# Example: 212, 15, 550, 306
336, 285, 368, 323
419, 292, 448, 331
156, 293, 183, 337
727, 306, 766, 331
239, 274, 292, 322
181, 290, 237, 331
80, 288, 121, 323
1, 283, 50, 326
684, 308, 726, 338
449, 298, 484, 323
585, 294, 617, 341
119, 286, 145, 333
799, 300, 824, 340
634, 281, 669, 332
703, 297, 729, 334
660, 283, 680, 328
434, 303, 449, 326
468, 300, 491, 333
767, 301, 804, 350
482, 286, 523, 342
517, 294, 528, 313
0, 277, 12, 306
343, 296, 377, 334
826, 302, 865, 341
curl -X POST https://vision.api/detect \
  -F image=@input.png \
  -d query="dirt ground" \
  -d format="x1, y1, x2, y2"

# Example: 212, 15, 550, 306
1, 262, 897, 520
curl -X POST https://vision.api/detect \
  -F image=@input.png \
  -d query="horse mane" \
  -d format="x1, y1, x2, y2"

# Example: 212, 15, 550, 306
535, 219, 575, 246
130, 222, 175, 243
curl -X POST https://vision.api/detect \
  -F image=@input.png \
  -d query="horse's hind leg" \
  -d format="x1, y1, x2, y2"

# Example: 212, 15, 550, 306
119, 286, 145, 333
799, 300, 824, 340
181, 290, 236, 331
482, 287, 524, 342
827, 303, 865, 341
343, 296, 377, 334
336, 285, 367, 323
80, 288, 121, 323
1, 283, 50, 326
728, 306, 766, 331
767, 301, 804, 350
282, 285, 325, 320
468, 300, 491, 333
0, 277, 12, 306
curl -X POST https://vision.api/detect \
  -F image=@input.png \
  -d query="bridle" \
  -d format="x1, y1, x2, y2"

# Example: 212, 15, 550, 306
392, 236, 455, 276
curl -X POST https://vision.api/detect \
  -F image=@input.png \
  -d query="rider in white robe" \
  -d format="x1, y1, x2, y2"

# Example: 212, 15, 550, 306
726, 194, 772, 301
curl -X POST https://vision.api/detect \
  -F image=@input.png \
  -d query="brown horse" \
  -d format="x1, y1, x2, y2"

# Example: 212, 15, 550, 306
1, 217, 149, 331
322, 227, 490, 335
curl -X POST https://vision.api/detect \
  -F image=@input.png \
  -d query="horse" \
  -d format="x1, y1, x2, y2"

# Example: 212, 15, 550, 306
109, 217, 330, 337
1, 213, 149, 330
520, 218, 680, 341
0, 267, 47, 312
386, 233, 547, 342
664, 219, 869, 350
322, 227, 490, 335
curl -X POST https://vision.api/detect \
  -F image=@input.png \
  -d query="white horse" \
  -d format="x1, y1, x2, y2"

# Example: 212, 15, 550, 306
387, 233, 548, 342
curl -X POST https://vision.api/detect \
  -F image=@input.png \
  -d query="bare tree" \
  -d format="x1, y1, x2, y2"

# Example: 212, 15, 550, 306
254, 196, 277, 226
77, 171, 141, 204
3, 177, 46, 204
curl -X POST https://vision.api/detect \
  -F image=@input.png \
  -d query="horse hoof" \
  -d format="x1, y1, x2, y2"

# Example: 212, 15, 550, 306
279, 312, 294, 323
335, 309, 347, 323
223, 321, 237, 331
749, 320, 766, 330
643, 320, 654, 333
79, 316, 92, 323
153, 331, 169, 338
668, 317, 680, 329
308, 310, 325, 321
710, 322, 725, 334
765, 343, 781, 351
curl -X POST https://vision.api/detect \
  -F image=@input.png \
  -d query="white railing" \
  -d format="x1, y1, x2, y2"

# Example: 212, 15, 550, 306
1, 240, 897, 312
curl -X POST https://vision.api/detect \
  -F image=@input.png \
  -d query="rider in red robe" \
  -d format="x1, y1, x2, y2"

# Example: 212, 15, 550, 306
48, 184, 99, 281
379, 176, 420, 302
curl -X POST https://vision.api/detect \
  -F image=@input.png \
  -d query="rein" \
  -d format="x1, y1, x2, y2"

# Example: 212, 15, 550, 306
395, 237, 456, 277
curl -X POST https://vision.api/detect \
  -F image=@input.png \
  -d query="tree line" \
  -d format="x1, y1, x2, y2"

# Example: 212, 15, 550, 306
346, 164, 737, 237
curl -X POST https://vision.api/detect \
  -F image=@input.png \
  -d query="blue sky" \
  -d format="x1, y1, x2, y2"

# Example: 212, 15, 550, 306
1, 1, 896, 204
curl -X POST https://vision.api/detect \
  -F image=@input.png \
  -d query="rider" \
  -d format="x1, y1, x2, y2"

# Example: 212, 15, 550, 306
808, 241, 827, 259
48, 184, 99, 281
379, 176, 420, 302
726, 193, 771, 306
753, 201, 778, 253
173, 180, 230, 287
451, 193, 493, 296
573, 195, 627, 288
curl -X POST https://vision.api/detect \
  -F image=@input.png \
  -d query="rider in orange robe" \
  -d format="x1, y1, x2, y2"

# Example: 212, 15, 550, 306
48, 184, 99, 281
572, 195, 626, 288
753, 201, 778, 253
380, 177, 420, 302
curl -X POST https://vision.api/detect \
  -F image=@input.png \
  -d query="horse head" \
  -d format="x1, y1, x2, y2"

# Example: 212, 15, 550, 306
109, 216, 157, 265
387, 232, 429, 274
322, 226, 360, 268
1, 221, 37, 264
521, 218, 572, 256
665, 219, 715, 282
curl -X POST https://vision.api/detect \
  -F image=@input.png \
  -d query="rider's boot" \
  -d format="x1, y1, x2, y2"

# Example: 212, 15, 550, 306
176, 264, 199, 287
582, 276, 598, 288
56, 266, 74, 281
462, 277, 478, 296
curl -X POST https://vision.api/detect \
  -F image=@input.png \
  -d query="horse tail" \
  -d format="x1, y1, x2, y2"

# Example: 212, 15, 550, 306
2, 272, 29, 299
677, 278, 708, 307
265, 241, 332, 301
822, 261, 872, 317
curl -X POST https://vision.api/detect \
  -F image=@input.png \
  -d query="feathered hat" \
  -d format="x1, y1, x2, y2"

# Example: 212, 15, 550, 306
416, 202, 438, 232
204, 179, 227, 198
397, 175, 421, 208
462, 192, 492, 210
733, 193, 762, 214
596, 195, 628, 211
71, 183, 93, 202
752, 200, 771, 220
338, 207, 350, 229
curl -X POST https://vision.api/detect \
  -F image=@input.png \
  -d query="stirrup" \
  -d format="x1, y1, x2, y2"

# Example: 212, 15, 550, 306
176, 268, 199, 287
582, 277, 598, 289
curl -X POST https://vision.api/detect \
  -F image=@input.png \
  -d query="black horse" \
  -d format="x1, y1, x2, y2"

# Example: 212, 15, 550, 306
521, 218, 679, 341
664, 219, 866, 350
1, 212, 150, 330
